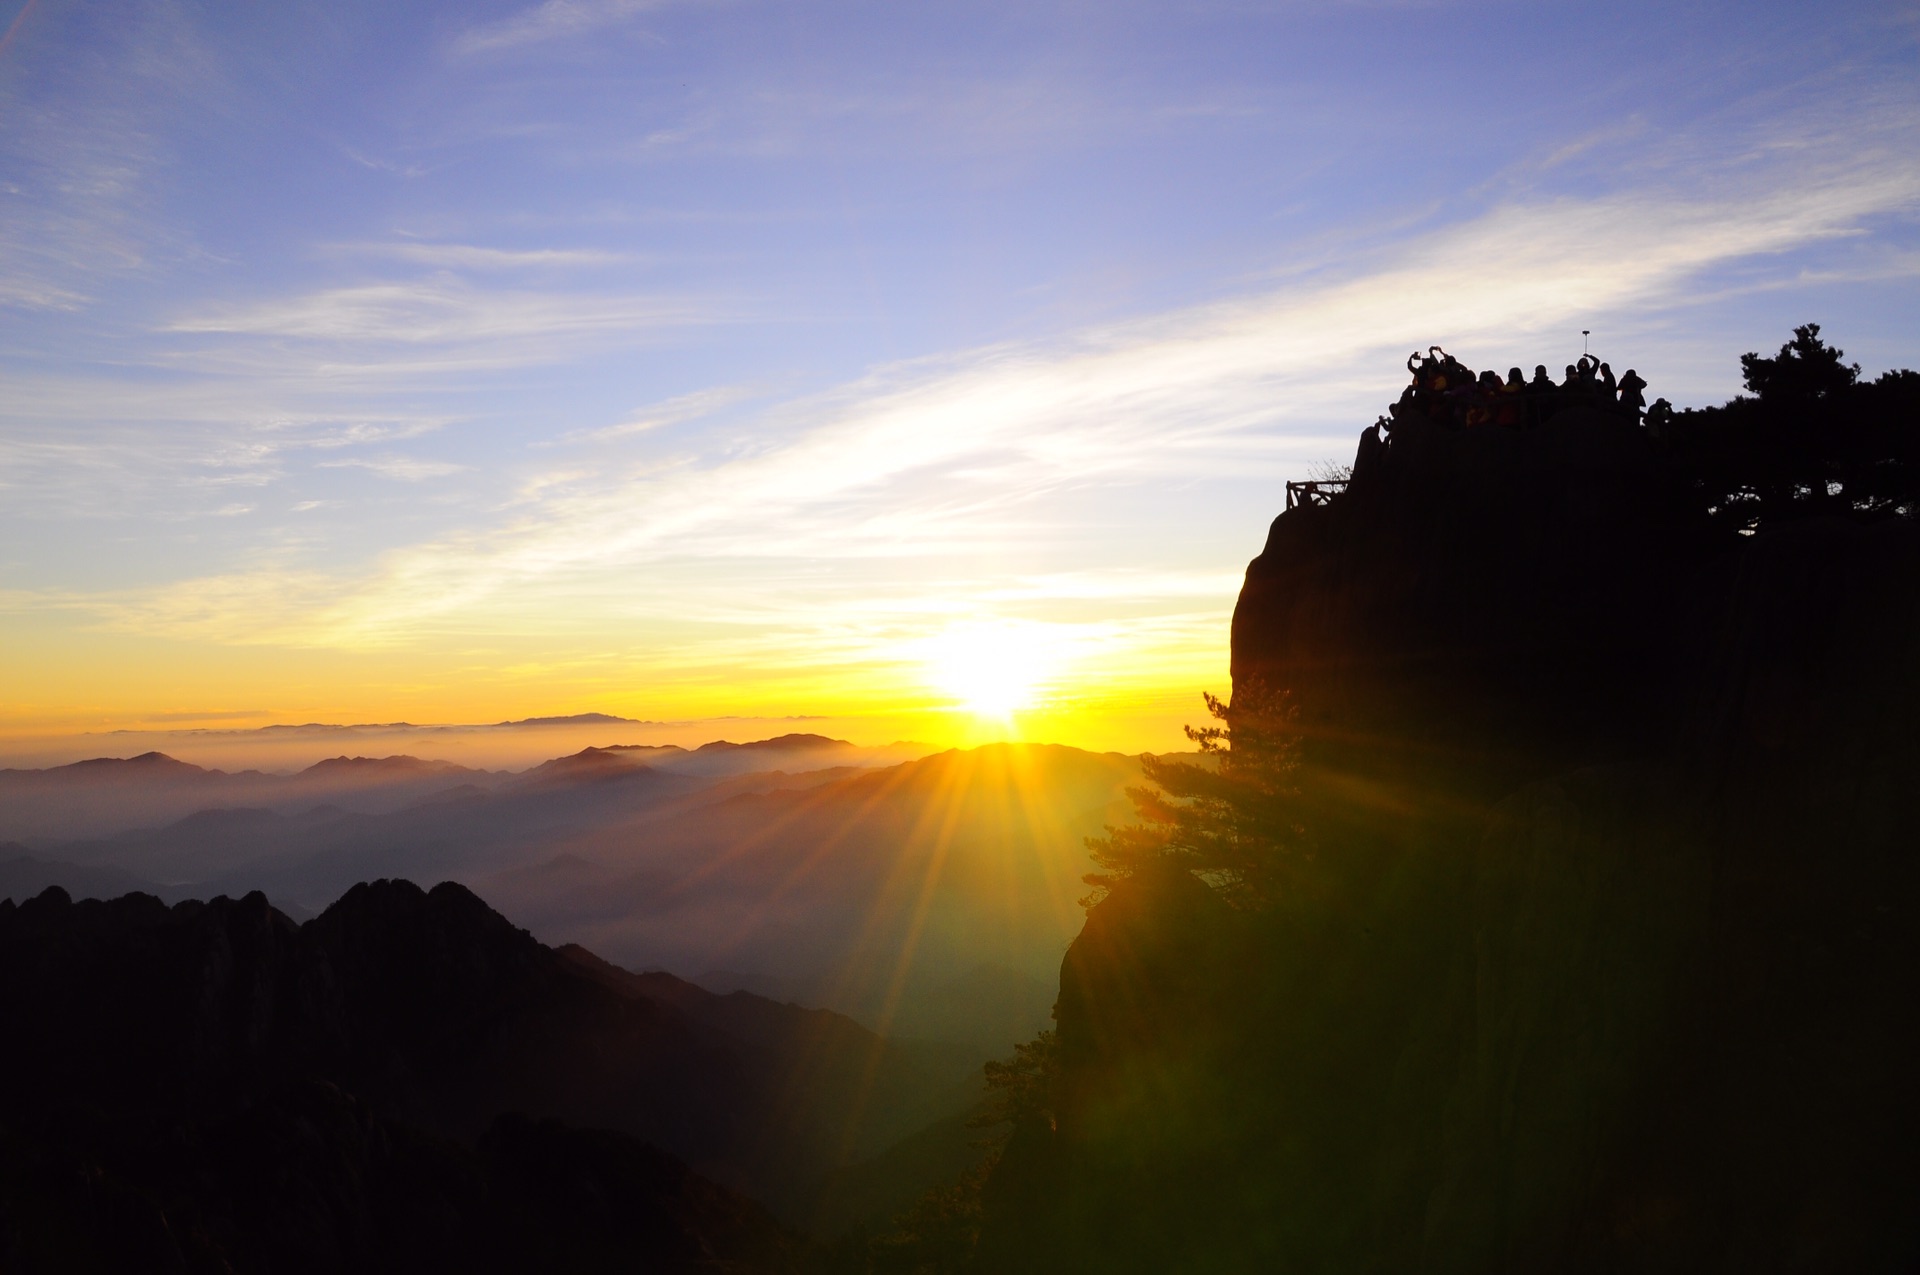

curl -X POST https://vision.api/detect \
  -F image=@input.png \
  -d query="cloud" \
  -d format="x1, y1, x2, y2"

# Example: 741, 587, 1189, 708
167, 278, 713, 347
138, 710, 273, 723
74, 133, 1920, 655
338, 146, 428, 178
0, 275, 90, 312
130, 276, 735, 393
318, 455, 468, 481
558, 385, 754, 444
332, 242, 635, 271
0, 383, 465, 520
0, 1, 227, 311
453, 0, 666, 57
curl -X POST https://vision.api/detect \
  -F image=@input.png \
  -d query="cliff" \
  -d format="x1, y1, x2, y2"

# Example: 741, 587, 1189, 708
985, 404, 1920, 1271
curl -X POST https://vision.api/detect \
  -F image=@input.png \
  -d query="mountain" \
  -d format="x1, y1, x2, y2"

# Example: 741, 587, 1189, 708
11, 740, 1137, 1051
494, 712, 643, 726
0, 735, 921, 847
0, 752, 500, 843
0, 878, 978, 1245
979, 364, 1920, 1269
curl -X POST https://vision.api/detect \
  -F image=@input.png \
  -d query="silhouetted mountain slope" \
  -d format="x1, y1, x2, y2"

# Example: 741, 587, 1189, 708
513, 744, 664, 786
702, 733, 844, 751
53, 750, 207, 778
0, 879, 972, 1238
1234, 405, 1716, 795
0, 1078, 801, 1274
496, 712, 640, 726
982, 375, 1920, 1270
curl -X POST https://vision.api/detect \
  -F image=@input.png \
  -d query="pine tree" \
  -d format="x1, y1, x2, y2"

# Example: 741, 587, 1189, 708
1084, 677, 1307, 911
1738, 322, 1860, 405
972, 1030, 1059, 1143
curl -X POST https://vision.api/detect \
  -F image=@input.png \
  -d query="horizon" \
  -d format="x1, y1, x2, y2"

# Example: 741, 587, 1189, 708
0, 715, 1176, 772
4, 0, 1918, 755
0, 704, 1183, 769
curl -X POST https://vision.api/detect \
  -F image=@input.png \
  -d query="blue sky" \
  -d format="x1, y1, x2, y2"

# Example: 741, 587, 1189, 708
2, 0, 1917, 750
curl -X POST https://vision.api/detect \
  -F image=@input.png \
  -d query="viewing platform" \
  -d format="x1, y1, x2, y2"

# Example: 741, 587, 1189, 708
1285, 479, 1349, 510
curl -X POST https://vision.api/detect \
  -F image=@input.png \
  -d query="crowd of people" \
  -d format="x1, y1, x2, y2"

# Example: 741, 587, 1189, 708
1387, 346, 1666, 433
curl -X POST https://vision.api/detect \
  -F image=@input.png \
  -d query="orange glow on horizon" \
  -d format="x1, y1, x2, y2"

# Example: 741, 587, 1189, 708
0, 604, 1229, 767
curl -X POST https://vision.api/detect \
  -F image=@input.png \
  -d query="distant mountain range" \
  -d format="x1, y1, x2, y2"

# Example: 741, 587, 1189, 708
6, 714, 930, 777
0, 736, 1140, 1053
0, 733, 912, 842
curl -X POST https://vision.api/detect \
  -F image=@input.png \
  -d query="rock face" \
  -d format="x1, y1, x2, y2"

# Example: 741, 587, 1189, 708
0, 878, 961, 1270
1234, 410, 1719, 794
985, 409, 1920, 1271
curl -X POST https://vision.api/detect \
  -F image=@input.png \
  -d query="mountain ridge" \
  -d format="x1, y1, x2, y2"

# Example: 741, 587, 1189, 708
0, 876, 975, 1240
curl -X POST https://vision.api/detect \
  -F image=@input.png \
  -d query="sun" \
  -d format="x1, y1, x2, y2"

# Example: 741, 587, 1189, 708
922, 621, 1054, 720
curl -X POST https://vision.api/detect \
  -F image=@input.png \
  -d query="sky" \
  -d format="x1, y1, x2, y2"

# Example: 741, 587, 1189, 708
2, 0, 1917, 760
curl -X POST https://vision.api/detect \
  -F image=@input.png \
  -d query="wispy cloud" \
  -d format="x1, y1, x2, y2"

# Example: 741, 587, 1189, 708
331, 242, 636, 271
453, 0, 667, 57
558, 386, 753, 444
338, 146, 428, 178
167, 278, 712, 346
0, 2, 225, 311
76, 136, 1920, 653
318, 455, 468, 481
0, 275, 90, 312
0, 385, 464, 519
139, 710, 273, 723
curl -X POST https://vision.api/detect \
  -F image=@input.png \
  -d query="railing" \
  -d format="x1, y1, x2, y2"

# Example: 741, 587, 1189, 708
1286, 479, 1349, 510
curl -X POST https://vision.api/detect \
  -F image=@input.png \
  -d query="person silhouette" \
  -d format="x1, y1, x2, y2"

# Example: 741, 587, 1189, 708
1598, 362, 1618, 401
1529, 364, 1554, 392
1497, 369, 1525, 426
1645, 396, 1673, 438
1618, 369, 1648, 419
1463, 369, 1501, 427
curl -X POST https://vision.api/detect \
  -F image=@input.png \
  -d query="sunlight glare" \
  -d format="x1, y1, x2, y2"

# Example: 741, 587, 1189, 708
921, 621, 1060, 721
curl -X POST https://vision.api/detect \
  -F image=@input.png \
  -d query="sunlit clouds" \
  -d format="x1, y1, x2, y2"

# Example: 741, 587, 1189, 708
54, 155, 1920, 648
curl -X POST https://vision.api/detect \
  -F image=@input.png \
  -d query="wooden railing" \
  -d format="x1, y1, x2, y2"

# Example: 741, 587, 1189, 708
1286, 479, 1349, 510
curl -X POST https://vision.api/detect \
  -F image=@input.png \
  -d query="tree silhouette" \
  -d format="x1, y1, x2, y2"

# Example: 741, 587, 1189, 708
1739, 323, 1859, 404
972, 1030, 1059, 1143
1084, 677, 1307, 911
1667, 323, 1919, 530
